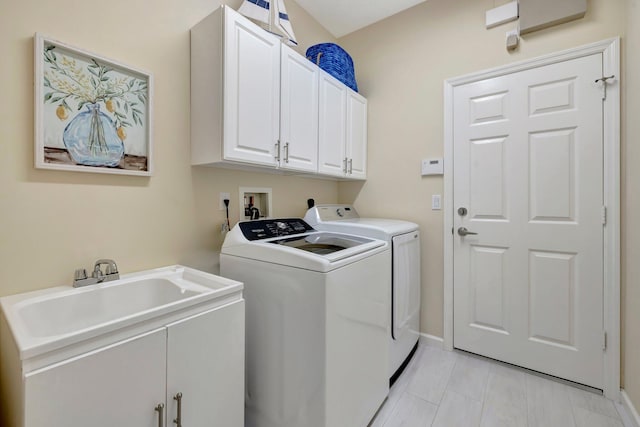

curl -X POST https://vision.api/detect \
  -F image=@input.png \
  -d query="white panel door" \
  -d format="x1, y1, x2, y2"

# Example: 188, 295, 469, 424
224, 10, 280, 166
318, 71, 347, 177
453, 53, 604, 388
166, 301, 245, 426
24, 329, 166, 427
280, 45, 319, 172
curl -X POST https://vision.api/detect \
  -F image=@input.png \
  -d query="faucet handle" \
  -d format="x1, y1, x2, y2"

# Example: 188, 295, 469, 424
94, 259, 118, 273
74, 268, 87, 281
94, 259, 119, 281
105, 263, 118, 275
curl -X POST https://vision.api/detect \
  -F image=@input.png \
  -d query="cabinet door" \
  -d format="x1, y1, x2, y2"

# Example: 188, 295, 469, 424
224, 9, 281, 166
24, 329, 166, 427
318, 71, 347, 177
346, 90, 368, 179
280, 45, 319, 172
166, 300, 245, 427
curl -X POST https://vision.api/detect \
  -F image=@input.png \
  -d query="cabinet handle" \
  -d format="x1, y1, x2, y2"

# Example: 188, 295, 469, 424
343, 157, 348, 174
275, 140, 281, 162
348, 158, 353, 174
284, 142, 290, 163
173, 392, 183, 427
155, 403, 165, 427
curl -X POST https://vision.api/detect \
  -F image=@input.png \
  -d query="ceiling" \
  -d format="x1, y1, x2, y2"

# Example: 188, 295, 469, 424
294, 0, 427, 38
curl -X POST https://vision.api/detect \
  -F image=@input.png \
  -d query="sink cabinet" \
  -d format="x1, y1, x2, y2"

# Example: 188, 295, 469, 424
24, 328, 167, 427
166, 302, 244, 426
0, 280, 245, 427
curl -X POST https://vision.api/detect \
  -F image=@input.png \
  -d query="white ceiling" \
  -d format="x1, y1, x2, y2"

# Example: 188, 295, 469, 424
294, 0, 427, 38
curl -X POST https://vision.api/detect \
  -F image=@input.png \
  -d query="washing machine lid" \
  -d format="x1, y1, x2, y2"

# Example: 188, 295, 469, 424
270, 232, 372, 255
304, 205, 418, 240
221, 218, 388, 272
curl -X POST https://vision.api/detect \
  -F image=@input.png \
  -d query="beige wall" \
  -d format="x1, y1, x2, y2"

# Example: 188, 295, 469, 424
0, 0, 337, 299
339, 0, 638, 407
624, 0, 640, 410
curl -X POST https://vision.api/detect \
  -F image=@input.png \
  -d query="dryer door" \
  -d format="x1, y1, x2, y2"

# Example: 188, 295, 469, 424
392, 231, 420, 339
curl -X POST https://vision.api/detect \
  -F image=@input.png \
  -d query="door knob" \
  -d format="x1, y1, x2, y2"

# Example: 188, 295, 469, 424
457, 227, 478, 236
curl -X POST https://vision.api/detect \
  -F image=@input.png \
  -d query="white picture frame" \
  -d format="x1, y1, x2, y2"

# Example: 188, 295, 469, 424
34, 33, 153, 176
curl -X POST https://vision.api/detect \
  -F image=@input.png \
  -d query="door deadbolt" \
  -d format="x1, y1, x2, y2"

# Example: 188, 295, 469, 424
457, 207, 468, 216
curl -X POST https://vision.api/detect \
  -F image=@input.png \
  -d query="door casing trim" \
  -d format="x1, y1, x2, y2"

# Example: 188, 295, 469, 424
443, 37, 621, 400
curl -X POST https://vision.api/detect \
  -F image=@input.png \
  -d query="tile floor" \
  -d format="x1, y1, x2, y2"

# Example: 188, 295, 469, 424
370, 344, 637, 427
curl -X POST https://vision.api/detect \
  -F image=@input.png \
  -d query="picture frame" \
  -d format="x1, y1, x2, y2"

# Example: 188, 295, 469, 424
34, 33, 154, 176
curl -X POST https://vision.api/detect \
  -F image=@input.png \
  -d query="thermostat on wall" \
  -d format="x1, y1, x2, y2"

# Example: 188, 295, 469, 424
421, 158, 443, 176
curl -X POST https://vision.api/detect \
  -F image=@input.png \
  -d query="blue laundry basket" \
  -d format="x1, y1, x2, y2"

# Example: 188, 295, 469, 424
306, 43, 358, 92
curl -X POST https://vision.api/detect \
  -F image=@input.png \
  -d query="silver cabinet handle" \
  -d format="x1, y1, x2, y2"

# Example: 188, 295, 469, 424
155, 403, 165, 427
348, 158, 353, 174
284, 142, 290, 163
173, 392, 183, 427
458, 227, 478, 236
343, 157, 348, 173
274, 140, 281, 162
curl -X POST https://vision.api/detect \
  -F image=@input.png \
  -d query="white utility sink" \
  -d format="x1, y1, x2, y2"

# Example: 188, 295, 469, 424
0, 265, 243, 360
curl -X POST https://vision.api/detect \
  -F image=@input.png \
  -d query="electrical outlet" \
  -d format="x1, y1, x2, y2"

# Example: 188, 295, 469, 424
219, 192, 230, 210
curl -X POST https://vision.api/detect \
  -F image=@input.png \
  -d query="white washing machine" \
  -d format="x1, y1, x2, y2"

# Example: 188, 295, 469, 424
304, 205, 420, 383
220, 218, 390, 427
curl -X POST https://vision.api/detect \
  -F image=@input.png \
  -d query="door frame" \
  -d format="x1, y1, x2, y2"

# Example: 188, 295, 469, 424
443, 38, 620, 399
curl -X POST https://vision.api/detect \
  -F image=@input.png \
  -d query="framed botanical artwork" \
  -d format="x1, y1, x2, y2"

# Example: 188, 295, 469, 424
34, 33, 153, 176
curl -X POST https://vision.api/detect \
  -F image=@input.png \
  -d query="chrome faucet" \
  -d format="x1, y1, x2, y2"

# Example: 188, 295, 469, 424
73, 259, 120, 287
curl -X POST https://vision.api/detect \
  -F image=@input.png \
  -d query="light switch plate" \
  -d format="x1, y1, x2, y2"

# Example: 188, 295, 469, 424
432, 195, 442, 210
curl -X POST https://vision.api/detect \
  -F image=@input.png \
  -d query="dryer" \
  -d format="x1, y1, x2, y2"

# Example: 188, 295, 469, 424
304, 205, 420, 383
220, 218, 389, 427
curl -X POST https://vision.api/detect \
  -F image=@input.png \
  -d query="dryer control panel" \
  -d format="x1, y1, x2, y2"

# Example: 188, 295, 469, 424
239, 218, 314, 241
311, 205, 360, 221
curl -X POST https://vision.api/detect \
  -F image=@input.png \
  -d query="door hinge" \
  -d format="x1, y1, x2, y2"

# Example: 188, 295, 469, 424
602, 205, 607, 226
602, 331, 607, 351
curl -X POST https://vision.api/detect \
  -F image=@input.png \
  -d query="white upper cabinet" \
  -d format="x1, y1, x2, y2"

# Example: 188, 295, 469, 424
192, 6, 281, 167
224, 8, 281, 166
191, 5, 366, 179
318, 71, 348, 177
346, 90, 368, 179
318, 70, 368, 179
279, 45, 319, 173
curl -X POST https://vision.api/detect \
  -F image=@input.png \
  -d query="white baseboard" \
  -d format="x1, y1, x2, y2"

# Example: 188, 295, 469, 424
621, 390, 640, 427
419, 333, 444, 349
